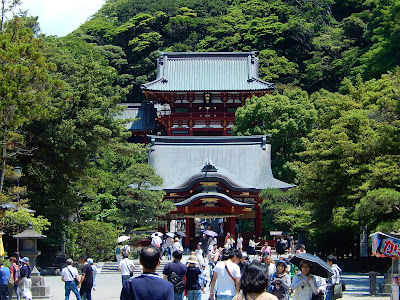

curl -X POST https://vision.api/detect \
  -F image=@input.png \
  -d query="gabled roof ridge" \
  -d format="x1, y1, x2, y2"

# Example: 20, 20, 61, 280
160, 51, 257, 57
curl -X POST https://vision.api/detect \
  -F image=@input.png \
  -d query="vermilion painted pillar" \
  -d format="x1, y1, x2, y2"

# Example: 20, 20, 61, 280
227, 217, 235, 237
185, 217, 194, 247
255, 203, 262, 238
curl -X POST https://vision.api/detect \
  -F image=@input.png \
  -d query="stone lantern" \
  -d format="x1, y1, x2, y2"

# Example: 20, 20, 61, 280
13, 222, 50, 298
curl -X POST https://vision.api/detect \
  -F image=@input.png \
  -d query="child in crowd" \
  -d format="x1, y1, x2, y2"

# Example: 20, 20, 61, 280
195, 243, 204, 265
199, 263, 209, 293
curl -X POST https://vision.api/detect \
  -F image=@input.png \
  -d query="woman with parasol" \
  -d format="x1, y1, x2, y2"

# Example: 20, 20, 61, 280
291, 260, 318, 300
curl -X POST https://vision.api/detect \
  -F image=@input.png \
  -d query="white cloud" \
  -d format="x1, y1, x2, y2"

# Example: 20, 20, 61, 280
19, 0, 105, 36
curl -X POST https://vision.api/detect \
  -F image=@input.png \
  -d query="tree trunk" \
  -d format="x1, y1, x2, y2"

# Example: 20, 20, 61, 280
1, 0, 5, 32
0, 145, 6, 194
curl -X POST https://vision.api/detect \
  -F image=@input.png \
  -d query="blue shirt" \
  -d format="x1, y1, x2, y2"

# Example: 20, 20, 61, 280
0, 266, 10, 285
120, 273, 174, 300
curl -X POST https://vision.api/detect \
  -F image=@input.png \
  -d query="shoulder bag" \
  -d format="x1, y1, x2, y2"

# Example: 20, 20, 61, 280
168, 271, 185, 293
225, 262, 239, 294
0, 267, 13, 288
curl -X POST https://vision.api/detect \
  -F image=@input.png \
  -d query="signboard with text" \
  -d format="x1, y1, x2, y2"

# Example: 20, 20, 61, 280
371, 232, 400, 259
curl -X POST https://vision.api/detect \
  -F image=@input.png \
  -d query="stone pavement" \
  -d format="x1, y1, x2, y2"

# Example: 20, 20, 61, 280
43, 256, 390, 300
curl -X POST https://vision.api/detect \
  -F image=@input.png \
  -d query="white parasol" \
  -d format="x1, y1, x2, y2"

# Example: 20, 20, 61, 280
117, 235, 130, 244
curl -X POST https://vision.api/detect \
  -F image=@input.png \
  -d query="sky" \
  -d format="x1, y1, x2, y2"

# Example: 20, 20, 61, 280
17, 0, 106, 36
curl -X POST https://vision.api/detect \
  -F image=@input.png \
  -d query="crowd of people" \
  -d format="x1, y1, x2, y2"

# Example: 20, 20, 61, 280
0, 253, 33, 300
119, 231, 343, 300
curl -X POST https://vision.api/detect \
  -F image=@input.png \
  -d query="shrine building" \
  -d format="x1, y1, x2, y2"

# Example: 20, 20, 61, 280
126, 52, 294, 247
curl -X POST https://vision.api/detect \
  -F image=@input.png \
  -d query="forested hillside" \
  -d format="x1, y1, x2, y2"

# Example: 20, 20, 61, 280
72, 0, 400, 101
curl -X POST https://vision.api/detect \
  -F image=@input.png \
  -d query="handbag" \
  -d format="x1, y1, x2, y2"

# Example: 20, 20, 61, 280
333, 283, 343, 299
311, 291, 325, 300
6, 276, 14, 288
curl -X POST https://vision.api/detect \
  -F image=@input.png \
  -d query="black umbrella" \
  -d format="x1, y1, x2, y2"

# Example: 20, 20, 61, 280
175, 231, 187, 237
289, 253, 334, 278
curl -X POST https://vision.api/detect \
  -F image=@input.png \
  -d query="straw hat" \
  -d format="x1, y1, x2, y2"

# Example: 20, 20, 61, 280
187, 255, 198, 264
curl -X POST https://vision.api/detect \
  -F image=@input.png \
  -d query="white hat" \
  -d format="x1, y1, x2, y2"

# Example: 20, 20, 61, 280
20, 257, 29, 264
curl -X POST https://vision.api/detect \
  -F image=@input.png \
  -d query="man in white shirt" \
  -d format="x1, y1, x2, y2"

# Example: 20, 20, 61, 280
61, 258, 81, 300
151, 233, 163, 249
209, 249, 241, 300
172, 237, 183, 252
326, 254, 342, 300
118, 254, 135, 285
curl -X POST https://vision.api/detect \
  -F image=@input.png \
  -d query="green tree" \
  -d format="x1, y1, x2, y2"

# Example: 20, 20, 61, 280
298, 71, 400, 249
260, 188, 313, 237
65, 220, 117, 261
0, 18, 56, 194
233, 88, 317, 183
358, 0, 400, 80
17, 35, 130, 255
257, 49, 298, 83
117, 162, 173, 233
1, 209, 50, 235
0, 0, 21, 31
355, 188, 400, 230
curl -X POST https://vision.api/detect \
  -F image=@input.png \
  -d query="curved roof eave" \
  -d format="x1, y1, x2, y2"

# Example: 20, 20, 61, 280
164, 171, 258, 191
175, 192, 254, 208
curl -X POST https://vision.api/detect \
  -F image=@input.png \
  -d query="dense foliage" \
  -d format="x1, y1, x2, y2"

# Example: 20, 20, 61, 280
65, 220, 118, 262
67, 0, 400, 102
235, 73, 400, 254
0, 13, 170, 261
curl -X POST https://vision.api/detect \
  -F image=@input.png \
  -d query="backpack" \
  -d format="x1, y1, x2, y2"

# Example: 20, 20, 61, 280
168, 271, 185, 293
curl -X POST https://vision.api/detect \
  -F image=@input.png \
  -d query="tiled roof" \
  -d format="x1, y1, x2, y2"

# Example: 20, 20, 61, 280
0, 202, 35, 213
116, 103, 157, 132
145, 135, 295, 190
142, 52, 274, 92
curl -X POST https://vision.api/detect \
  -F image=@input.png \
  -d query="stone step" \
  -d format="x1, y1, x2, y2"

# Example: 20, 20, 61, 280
99, 260, 171, 274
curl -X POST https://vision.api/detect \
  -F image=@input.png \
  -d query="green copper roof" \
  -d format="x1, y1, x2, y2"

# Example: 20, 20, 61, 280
142, 52, 274, 92
116, 103, 157, 132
